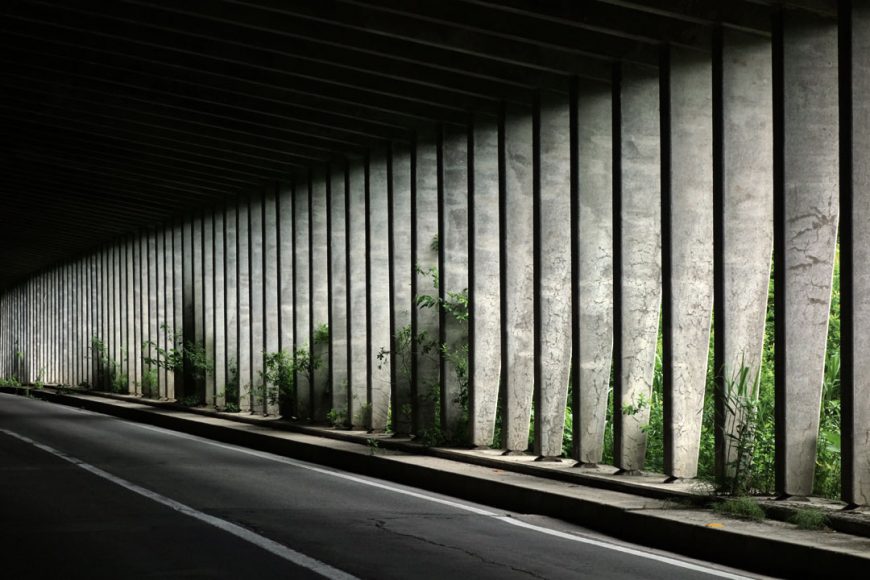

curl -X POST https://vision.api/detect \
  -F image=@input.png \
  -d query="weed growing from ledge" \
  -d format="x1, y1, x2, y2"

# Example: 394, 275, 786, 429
788, 508, 827, 530
90, 336, 128, 394
712, 497, 765, 522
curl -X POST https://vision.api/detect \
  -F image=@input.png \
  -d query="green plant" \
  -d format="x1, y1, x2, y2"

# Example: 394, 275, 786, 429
90, 336, 128, 394
712, 497, 765, 522
33, 368, 45, 390
327, 407, 348, 428
141, 368, 158, 397
366, 437, 380, 455
314, 323, 330, 345
356, 402, 373, 428
788, 508, 828, 530
0, 376, 21, 388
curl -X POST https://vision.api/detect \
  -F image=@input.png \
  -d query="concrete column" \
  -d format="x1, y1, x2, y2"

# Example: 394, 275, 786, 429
662, 47, 714, 479
250, 193, 266, 414
845, 0, 870, 506
157, 230, 168, 398
440, 126, 470, 441
310, 171, 330, 422
716, 29, 774, 479
163, 226, 175, 399
131, 231, 142, 394
148, 229, 160, 398
140, 234, 150, 393
503, 105, 535, 453
348, 159, 369, 429
295, 176, 312, 420
535, 91, 573, 459
369, 152, 392, 432
224, 203, 239, 409
776, 9, 839, 498
237, 198, 253, 413
390, 144, 414, 435
113, 243, 122, 390
172, 220, 184, 397
414, 134, 441, 438
574, 81, 614, 465
192, 215, 204, 400
329, 164, 350, 422
615, 64, 662, 473
204, 215, 216, 407
278, 182, 295, 415
471, 115, 501, 447
214, 209, 227, 410
264, 186, 280, 416
126, 238, 136, 395
182, 216, 194, 400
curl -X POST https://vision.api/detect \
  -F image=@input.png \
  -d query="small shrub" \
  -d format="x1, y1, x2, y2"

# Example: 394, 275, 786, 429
788, 508, 827, 530
712, 497, 765, 522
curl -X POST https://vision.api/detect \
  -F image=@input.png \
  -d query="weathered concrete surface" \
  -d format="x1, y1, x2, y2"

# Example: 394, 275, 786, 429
414, 132, 440, 438
214, 210, 227, 411
192, 217, 203, 400
390, 144, 414, 435
278, 183, 294, 357
173, 221, 184, 396
181, 217, 194, 399
224, 206, 238, 409
294, 178, 312, 420
250, 194, 266, 415
503, 104, 535, 452
237, 200, 252, 413
719, 29, 774, 476
163, 227, 176, 400
616, 64, 661, 472
348, 160, 369, 429
574, 80, 614, 465
848, 0, 870, 506
310, 173, 330, 422
471, 115, 501, 447
329, 165, 349, 421
368, 153, 392, 432
441, 126, 469, 441
664, 47, 714, 479
536, 91, 573, 459
780, 11, 839, 497
148, 230, 159, 399
204, 215, 216, 407
132, 231, 142, 395
264, 188, 280, 416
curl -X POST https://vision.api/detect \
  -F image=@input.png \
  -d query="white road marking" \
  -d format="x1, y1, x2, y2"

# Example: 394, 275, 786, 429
0, 427, 359, 580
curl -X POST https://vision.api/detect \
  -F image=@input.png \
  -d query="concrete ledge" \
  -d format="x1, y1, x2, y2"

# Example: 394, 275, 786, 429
4, 386, 870, 577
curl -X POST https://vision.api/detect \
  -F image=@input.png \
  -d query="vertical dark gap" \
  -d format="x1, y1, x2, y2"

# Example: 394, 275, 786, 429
467, 114, 477, 442
410, 135, 420, 435
838, 0, 855, 506
365, 154, 373, 422
497, 103, 508, 449
611, 63, 625, 466
532, 92, 542, 454
387, 143, 398, 430
437, 127, 447, 431
569, 76, 581, 462
712, 25, 728, 481
660, 46, 675, 477
772, 6, 788, 497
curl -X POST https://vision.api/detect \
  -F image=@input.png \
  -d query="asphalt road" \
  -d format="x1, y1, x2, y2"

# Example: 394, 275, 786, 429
0, 394, 763, 579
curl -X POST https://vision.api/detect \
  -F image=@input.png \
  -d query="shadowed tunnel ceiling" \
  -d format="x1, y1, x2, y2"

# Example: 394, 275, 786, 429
0, 0, 828, 290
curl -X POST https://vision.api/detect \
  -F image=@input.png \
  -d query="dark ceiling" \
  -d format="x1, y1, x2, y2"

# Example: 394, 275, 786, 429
0, 0, 828, 290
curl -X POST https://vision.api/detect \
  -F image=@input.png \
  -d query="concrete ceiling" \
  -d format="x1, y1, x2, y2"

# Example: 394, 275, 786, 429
0, 0, 803, 290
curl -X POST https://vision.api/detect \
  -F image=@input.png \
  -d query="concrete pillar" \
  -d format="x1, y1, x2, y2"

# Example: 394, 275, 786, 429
573, 80, 614, 465
172, 220, 184, 398
369, 152, 392, 432
844, 0, 870, 506
414, 134, 441, 438
503, 105, 535, 453
149, 229, 160, 398
132, 231, 142, 394
139, 234, 150, 393
250, 192, 266, 414
440, 126, 470, 441
295, 176, 312, 420
535, 91, 573, 459
182, 216, 194, 400
310, 171, 330, 422
776, 9, 839, 498
278, 182, 294, 397
126, 238, 136, 395
113, 243, 122, 390
716, 29, 774, 480
662, 47, 715, 479
157, 230, 168, 398
329, 164, 350, 423
204, 215, 216, 407
614, 63, 662, 473
264, 186, 280, 416
390, 144, 414, 435
224, 203, 239, 409
237, 198, 253, 413
162, 226, 175, 399
192, 215, 204, 400
348, 159, 369, 429
470, 115, 501, 447
214, 208, 227, 410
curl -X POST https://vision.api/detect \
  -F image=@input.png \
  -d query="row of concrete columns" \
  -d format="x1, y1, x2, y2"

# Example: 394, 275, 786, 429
1, 7, 868, 505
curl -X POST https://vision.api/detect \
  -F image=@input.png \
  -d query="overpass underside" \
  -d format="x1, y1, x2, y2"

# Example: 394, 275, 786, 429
0, 0, 867, 506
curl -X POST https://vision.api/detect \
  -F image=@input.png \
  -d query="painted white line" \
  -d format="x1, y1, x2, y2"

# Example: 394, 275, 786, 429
0, 428, 359, 580
129, 423, 756, 579
494, 517, 754, 580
